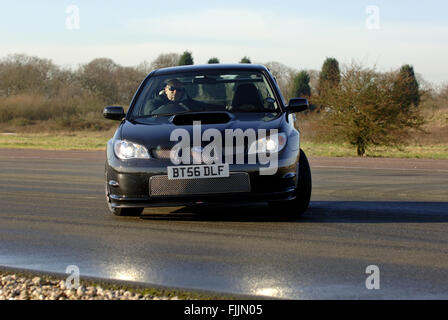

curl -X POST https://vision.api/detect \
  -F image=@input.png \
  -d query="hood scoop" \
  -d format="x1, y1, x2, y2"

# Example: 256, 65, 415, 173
172, 112, 232, 125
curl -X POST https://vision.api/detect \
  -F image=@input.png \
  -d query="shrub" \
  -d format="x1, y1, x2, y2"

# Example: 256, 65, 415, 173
314, 63, 424, 156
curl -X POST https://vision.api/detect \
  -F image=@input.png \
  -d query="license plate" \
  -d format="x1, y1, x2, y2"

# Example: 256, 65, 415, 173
167, 164, 230, 180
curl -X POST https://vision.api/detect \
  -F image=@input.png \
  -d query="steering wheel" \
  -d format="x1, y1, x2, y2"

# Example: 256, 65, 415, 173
151, 102, 190, 115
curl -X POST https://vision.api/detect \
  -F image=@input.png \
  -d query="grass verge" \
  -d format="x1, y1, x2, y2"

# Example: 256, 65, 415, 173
1, 132, 448, 159
0, 132, 109, 151
301, 141, 448, 159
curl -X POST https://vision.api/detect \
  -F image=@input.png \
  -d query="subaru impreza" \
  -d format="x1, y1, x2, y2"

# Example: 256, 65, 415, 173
104, 64, 311, 216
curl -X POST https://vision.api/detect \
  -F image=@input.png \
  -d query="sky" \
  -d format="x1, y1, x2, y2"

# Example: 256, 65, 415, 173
0, 0, 447, 85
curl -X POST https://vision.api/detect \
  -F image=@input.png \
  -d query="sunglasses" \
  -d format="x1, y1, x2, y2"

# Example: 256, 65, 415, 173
167, 86, 184, 92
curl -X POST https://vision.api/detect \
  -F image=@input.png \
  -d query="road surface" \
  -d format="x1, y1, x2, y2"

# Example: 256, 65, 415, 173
0, 149, 447, 299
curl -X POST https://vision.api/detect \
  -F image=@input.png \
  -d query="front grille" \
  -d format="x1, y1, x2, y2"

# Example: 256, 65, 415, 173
149, 173, 251, 196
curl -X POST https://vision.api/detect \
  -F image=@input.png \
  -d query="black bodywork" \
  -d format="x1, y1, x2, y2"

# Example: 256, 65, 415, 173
104, 64, 310, 212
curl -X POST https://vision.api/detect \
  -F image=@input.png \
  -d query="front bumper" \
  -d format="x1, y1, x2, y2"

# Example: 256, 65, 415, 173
106, 143, 300, 208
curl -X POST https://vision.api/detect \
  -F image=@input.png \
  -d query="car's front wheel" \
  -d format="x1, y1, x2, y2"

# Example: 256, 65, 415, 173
269, 149, 312, 216
105, 176, 144, 217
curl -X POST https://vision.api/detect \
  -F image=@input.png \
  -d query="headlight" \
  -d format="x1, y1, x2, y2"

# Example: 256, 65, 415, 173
248, 133, 287, 154
114, 140, 150, 160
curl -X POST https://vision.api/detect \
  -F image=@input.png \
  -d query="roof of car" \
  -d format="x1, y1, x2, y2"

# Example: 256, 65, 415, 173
152, 64, 270, 76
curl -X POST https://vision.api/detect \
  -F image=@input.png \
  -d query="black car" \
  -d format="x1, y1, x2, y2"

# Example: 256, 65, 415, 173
103, 64, 311, 216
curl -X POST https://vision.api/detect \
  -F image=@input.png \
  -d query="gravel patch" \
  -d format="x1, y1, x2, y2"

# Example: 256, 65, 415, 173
0, 272, 182, 300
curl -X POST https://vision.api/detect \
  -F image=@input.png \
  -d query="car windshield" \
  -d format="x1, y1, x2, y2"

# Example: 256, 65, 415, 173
129, 70, 280, 119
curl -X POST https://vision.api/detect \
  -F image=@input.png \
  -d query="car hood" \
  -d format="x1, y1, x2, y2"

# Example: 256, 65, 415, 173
120, 112, 284, 148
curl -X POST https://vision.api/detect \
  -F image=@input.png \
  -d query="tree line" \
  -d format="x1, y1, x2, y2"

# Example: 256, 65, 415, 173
0, 51, 443, 156
0, 51, 252, 104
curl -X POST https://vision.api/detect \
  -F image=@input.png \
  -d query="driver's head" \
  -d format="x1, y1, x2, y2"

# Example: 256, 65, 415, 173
164, 79, 184, 101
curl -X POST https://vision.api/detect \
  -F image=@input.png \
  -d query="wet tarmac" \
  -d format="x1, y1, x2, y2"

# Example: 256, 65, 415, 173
0, 151, 447, 299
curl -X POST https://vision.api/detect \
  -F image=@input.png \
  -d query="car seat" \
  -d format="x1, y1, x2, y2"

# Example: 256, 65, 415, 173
231, 83, 264, 112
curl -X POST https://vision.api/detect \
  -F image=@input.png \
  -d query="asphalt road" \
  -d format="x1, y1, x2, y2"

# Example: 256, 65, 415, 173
0, 149, 448, 299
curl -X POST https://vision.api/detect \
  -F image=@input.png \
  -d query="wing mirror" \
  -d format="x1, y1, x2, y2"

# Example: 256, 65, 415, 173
103, 106, 125, 121
287, 98, 309, 113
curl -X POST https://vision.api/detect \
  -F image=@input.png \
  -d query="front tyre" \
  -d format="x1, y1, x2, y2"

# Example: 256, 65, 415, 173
269, 149, 312, 216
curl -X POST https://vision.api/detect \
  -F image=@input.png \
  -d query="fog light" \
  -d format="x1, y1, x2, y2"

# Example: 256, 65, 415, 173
109, 180, 119, 188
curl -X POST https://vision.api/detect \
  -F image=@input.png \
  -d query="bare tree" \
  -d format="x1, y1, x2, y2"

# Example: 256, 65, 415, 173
0, 54, 59, 97
263, 61, 297, 100
150, 53, 181, 70
78, 58, 120, 104
440, 84, 448, 102
115, 66, 146, 105
78, 58, 147, 105
136, 60, 152, 75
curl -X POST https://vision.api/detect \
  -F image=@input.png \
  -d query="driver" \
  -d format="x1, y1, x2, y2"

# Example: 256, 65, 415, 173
151, 79, 198, 114
163, 79, 185, 102
151, 79, 204, 115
